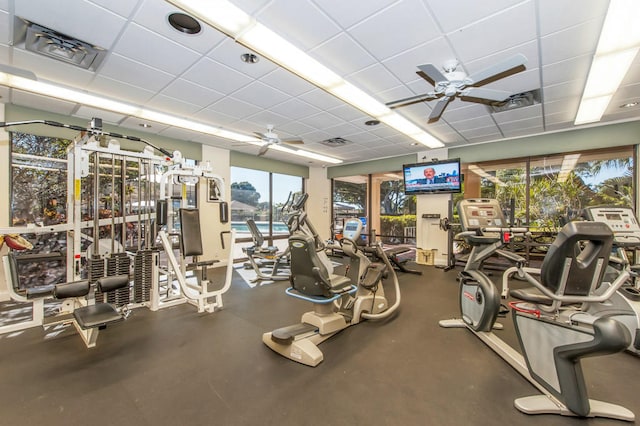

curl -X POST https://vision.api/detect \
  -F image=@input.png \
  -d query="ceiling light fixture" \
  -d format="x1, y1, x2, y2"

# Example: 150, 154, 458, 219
168, 12, 202, 35
620, 101, 639, 108
240, 53, 259, 64
575, 0, 640, 125
0, 71, 343, 164
139, 123, 152, 128
165, 0, 444, 149
365, 120, 380, 126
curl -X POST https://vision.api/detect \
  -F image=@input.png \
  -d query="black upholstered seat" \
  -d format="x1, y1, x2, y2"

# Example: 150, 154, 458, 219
289, 232, 352, 297
510, 221, 613, 305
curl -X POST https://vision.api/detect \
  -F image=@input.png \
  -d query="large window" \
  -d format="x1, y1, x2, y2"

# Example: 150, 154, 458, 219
332, 175, 368, 240
230, 167, 303, 258
372, 172, 416, 245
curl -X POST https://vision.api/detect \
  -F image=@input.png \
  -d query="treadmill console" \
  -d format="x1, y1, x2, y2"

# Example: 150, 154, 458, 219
342, 219, 363, 240
583, 206, 640, 247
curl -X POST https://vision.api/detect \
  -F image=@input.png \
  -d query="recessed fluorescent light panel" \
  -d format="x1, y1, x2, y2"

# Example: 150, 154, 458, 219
575, 0, 640, 125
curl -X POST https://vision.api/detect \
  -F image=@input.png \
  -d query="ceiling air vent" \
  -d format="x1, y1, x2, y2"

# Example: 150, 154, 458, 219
320, 137, 350, 147
21, 21, 106, 71
489, 89, 540, 113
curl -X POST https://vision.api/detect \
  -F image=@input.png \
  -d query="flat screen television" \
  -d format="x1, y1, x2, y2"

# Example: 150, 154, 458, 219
402, 158, 462, 195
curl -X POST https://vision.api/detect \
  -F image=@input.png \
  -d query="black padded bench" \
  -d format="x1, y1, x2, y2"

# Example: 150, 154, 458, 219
54, 275, 129, 330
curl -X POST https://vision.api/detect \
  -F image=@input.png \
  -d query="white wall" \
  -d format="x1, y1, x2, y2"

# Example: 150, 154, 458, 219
306, 166, 332, 241
415, 148, 450, 267
199, 145, 231, 262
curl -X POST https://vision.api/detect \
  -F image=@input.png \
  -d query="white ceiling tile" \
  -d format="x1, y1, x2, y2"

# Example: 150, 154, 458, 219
277, 121, 316, 136
207, 96, 262, 120
100, 53, 175, 92
113, 23, 200, 76
15, 0, 126, 49
426, 0, 527, 33
542, 54, 592, 87
502, 124, 545, 138
348, 1, 440, 61
543, 80, 586, 102
329, 104, 369, 122
89, 75, 156, 105
493, 104, 543, 124
465, 41, 540, 84
537, 0, 608, 36
145, 94, 203, 116
192, 108, 239, 126
119, 116, 170, 135
382, 37, 454, 84
161, 79, 224, 108
259, 68, 317, 97
313, 0, 396, 29
299, 111, 342, 129
450, 115, 499, 132
298, 89, 344, 111
0, 10, 9, 44
348, 63, 403, 95
0, 42, 10, 63
311, 33, 377, 76
89, 0, 139, 17
208, 39, 279, 79
447, 1, 537, 63
182, 58, 253, 93
74, 105, 126, 124
498, 116, 543, 133
257, 1, 342, 51
11, 90, 77, 115
12, 49, 95, 87
237, 113, 289, 132
544, 99, 579, 116
269, 98, 321, 121
232, 81, 290, 109
540, 18, 604, 65
323, 122, 363, 138
0, 0, 8, 11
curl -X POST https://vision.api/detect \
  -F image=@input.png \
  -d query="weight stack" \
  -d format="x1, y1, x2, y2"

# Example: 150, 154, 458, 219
133, 249, 156, 303
106, 253, 131, 307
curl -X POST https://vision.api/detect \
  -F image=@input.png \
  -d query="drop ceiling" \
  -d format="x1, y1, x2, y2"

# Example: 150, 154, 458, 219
0, 0, 638, 166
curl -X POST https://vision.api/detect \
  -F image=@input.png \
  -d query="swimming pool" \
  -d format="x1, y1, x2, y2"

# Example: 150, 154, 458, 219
231, 221, 290, 235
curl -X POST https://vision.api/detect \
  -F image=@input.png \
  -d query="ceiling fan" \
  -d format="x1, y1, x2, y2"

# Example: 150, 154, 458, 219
254, 124, 304, 156
386, 53, 528, 122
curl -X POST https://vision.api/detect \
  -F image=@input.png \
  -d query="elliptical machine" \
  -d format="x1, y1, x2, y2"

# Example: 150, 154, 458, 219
441, 198, 634, 421
262, 215, 401, 367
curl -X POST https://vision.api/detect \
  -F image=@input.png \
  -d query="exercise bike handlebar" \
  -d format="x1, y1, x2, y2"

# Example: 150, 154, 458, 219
482, 227, 529, 235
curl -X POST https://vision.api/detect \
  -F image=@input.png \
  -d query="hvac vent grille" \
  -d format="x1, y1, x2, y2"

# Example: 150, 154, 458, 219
489, 89, 540, 113
22, 21, 106, 71
320, 137, 350, 147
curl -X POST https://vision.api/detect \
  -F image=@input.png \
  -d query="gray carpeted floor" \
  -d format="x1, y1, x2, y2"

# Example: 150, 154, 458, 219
0, 262, 638, 426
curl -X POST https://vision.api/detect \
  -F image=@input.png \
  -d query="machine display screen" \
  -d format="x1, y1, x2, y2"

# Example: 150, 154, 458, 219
605, 213, 622, 221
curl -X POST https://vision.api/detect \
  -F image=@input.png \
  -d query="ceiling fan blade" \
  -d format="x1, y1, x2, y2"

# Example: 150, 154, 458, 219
463, 87, 513, 102
254, 132, 267, 139
467, 53, 528, 86
417, 64, 448, 84
428, 97, 452, 122
386, 92, 437, 108
282, 138, 304, 145
258, 144, 270, 156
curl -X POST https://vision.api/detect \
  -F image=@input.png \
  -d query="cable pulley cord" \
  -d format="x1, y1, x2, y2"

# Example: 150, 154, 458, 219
111, 153, 116, 254
0, 120, 173, 158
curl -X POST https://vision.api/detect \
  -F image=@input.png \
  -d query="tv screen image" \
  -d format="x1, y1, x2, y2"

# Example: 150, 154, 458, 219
403, 158, 461, 195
